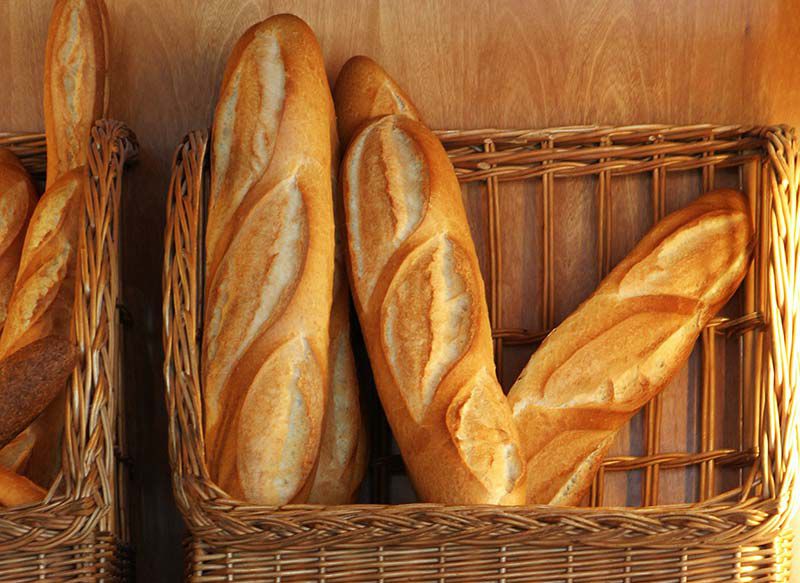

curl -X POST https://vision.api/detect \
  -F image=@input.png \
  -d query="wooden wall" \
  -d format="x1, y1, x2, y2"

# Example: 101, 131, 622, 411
2, 1, 799, 580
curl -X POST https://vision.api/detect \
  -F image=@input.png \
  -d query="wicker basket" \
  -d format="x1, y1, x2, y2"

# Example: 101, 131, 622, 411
163, 125, 799, 582
0, 120, 137, 582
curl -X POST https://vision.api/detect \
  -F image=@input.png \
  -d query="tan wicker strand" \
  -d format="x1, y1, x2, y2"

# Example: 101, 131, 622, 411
164, 125, 798, 581
645, 140, 667, 508
0, 122, 136, 581
542, 137, 555, 330
185, 534, 792, 582
484, 138, 504, 383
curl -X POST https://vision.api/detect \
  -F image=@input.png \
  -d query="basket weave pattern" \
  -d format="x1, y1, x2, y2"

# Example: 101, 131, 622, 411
0, 120, 136, 581
163, 125, 799, 581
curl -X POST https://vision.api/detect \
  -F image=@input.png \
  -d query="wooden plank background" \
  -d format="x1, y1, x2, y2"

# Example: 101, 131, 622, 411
2, 1, 800, 580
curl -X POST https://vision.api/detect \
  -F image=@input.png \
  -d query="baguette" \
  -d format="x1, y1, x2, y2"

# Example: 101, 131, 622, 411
44, 0, 109, 187
508, 189, 754, 505
203, 14, 335, 504
325, 56, 425, 501
0, 150, 37, 333
0, 168, 85, 481
318, 57, 421, 503
0, 168, 84, 358
0, 336, 78, 450
308, 104, 367, 505
340, 101, 525, 502
0, 465, 46, 507
334, 56, 420, 147
307, 262, 367, 504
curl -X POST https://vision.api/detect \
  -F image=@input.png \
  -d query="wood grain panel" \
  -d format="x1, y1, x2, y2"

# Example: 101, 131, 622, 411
2, 1, 800, 580
553, 176, 599, 323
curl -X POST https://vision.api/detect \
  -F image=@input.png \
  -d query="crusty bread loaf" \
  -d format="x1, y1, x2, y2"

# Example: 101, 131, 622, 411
334, 56, 420, 148
509, 189, 754, 505
340, 110, 525, 504
44, 0, 109, 187
202, 14, 335, 505
0, 150, 37, 334
0, 465, 46, 507
0, 168, 84, 359
0, 336, 78, 449
0, 167, 85, 481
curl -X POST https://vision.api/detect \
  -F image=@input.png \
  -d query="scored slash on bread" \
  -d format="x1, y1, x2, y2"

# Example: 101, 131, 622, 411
202, 14, 336, 505
509, 189, 754, 505
338, 57, 526, 505
0, 168, 85, 359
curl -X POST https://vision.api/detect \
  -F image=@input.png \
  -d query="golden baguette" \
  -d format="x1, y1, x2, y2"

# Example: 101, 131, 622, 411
0, 168, 85, 482
337, 58, 525, 504
0, 150, 37, 334
509, 189, 754, 505
203, 14, 335, 504
317, 55, 423, 503
0, 168, 84, 359
44, 0, 109, 187
340, 110, 525, 504
308, 106, 367, 504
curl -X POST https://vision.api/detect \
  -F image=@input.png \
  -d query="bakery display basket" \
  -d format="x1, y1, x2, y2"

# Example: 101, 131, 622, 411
0, 120, 137, 581
163, 124, 798, 582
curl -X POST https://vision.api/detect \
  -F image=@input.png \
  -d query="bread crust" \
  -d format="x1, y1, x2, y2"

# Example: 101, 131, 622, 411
0, 168, 84, 359
509, 189, 754, 505
43, 0, 108, 187
0, 336, 78, 450
334, 56, 421, 148
342, 113, 526, 504
202, 14, 335, 505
